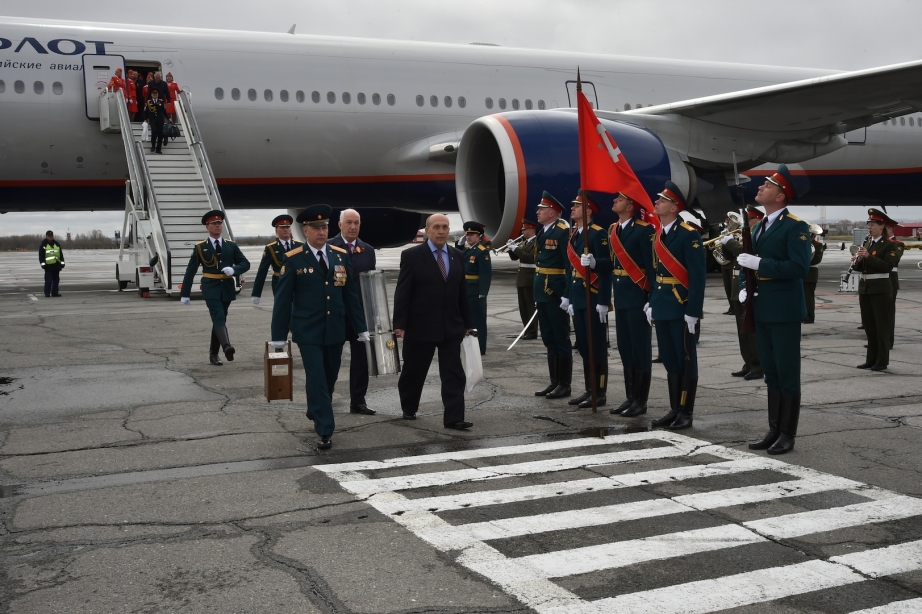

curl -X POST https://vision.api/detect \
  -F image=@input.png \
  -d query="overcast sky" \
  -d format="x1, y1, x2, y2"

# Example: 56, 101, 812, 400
3, 0, 920, 236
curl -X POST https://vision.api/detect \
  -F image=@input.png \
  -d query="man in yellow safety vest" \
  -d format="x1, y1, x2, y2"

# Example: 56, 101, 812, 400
39, 230, 65, 297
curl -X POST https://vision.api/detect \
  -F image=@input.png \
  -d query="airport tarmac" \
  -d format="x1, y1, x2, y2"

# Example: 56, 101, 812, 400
2, 244, 922, 613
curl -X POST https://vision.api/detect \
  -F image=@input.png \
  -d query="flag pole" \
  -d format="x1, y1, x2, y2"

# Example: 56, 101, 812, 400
577, 68, 598, 413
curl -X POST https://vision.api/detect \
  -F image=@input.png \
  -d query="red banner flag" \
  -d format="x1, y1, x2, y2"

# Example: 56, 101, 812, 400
577, 87, 658, 228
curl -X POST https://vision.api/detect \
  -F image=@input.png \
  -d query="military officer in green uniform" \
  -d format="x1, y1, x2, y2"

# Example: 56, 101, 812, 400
251, 214, 303, 305
180, 210, 251, 365
737, 164, 811, 455
855, 208, 900, 372
646, 181, 706, 431
506, 219, 539, 339
802, 224, 826, 324
720, 205, 764, 381
884, 218, 904, 349
533, 192, 573, 399
270, 204, 369, 450
463, 221, 492, 355
564, 194, 612, 409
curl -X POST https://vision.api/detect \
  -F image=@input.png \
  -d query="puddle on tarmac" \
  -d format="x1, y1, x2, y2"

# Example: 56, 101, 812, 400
578, 425, 652, 438
0, 376, 22, 396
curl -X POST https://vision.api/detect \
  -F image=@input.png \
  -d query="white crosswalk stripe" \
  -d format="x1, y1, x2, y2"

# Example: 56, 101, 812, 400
317, 431, 922, 613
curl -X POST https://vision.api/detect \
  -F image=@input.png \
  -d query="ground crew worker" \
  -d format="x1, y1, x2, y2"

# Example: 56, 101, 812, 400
646, 181, 706, 431
39, 230, 65, 297
738, 164, 811, 455
720, 205, 764, 381
884, 219, 904, 349
802, 225, 826, 324
855, 208, 900, 372
270, 204, 369, 450
608, 192, 655, 416
251, 214, 303, 305
180, 210, 251, 366
564, 194, 612, 409
533, 192, 573, 399
463, 221, 492, 355
507, 219, 539, 339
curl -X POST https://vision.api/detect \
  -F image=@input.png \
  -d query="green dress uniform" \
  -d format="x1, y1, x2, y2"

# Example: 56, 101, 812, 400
251, 239, 303, 299
464, 237, 492, 355
855, 236, 898, 370
802, 239, 825, 323
723, 236, 762, 378
887, 236, 904, 349
509, 235, 538, 338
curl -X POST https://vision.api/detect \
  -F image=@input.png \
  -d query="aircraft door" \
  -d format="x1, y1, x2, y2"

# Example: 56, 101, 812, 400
565, 80, 598, 109
82, 54, 126, 120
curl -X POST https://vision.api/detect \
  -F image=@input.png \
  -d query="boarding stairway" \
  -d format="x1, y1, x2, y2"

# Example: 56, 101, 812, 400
106, 89, 236, 296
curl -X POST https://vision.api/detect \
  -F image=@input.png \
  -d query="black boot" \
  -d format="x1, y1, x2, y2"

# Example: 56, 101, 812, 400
667, 377, 697, 430
546, 356, 572, 399
611, 367, 634, 414
209, 330, 223, 365
749, 388, 781, 450
768, 394, 800, 455
569, 361, 592, 405
652, 373, 681, 427
579, 361, 608, 408
535, 355, 558, 396
215, 326, 235, 361
622, 370, 651, 417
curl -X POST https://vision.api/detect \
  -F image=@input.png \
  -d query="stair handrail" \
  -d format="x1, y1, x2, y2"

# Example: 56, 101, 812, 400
112, 90, 146, 212
134, 138, 172, 289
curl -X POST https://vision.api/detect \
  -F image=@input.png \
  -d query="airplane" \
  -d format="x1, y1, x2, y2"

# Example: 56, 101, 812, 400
2, 15, 922, 248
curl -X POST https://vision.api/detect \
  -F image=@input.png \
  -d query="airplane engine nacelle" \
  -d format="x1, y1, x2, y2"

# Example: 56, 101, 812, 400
456, 111, 674, 243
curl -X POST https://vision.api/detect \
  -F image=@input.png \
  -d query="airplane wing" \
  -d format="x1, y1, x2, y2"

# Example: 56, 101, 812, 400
626, 58, 922, 134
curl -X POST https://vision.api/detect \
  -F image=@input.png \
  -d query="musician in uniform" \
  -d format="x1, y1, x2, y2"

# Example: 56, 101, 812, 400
720, 214, 735, 315
855, 208, 900, 372
737, 164, 811, 455
884, 217, 904, 349
180, 210, 251, 365
563, 195, 612, 409
463, 221, 492, 355
802, 225, 826, 324
719, 206, 764, 380
270, 204, 369, 449
608, 192, 655, 416
646, 182, 706, 430
251, 214, 303, 305
533, 192, 573, 399
507, 219, 539, 339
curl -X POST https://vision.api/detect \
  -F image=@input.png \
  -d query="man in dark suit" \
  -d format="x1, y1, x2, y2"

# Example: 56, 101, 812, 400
328, 209, 377, 415
180, 210, 251, 365
251, 214, 303, 304
144, 88, 168, 154
393, 213, 474, 430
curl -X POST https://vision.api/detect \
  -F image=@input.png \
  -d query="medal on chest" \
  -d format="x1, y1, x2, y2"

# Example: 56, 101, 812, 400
333, 264, 347, 286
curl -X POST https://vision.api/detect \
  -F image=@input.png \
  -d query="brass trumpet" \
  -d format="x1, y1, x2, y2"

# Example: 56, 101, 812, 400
704, 229, 742, 266
494, 233, 526, 254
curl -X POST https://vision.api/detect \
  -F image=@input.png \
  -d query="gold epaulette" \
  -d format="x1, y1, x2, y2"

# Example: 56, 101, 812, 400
196, 239, 208, 245
680, 222, 695, 231
556, 220, 569, 230
786, 213, 803, 222
267, 241, 278, 248
590, 223, 602, 231
478, 244, 488, 251
636, 219, 650, 226
286, 246, 303, 257
329, 245, 347, 254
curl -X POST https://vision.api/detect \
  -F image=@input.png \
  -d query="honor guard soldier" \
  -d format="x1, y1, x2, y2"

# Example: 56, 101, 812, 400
720, 206, 764, 380
563, 195, 612, 408
738, 164, 811, 454
507, 219, 540, 339
533, 192, 573, 399
646, 181, 706, 430
463, 221, 492, 355
884, 216, 904, 349
802, 223, 826, 324
609, 192, 655, 416
855, 208, 900, 371
270, 204, 369, 450
251, 214, 303, 305
180, 210, 251, 365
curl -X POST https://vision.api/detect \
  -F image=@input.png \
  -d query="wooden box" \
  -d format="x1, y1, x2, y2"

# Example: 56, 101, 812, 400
264, 341, 293, 402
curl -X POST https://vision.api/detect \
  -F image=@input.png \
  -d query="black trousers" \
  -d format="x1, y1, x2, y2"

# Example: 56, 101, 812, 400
398, 338, 465, 424
43, 265, 61, 296
574, 308, 607, 361
860, 292, 891, 367
755, 321, 801, 395
732, 300, 761, 372
654, 319, 697, 378
342, 338, 370, 405
150, 119, 165, 151
804, 281, 817, 321
536, 301, 570, 357
615, 307, 651, 370
517, 285, 538, 335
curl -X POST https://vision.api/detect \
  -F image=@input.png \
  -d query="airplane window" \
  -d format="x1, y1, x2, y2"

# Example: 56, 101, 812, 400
485, 97, 493, 109
232, 88, 240, 101
312, 91, 320, 103
891, 118, 896, 125
372, 93, 381, 105
624, 103, 631, 110
430, 95, 438, 107
498, 98, 507, 109
327, 91, 336, 103
444, 96, 452, 108
900, 117, 905, 126
264, 89, 273, 102
525, 99, 533, 110
0, 80, 4, 93
538, 100, 545, 110
343, 92, 351, 104
296, 90, 305, 103
910, 117, 915, 127
15, 80, 25, 94
34, 81, 44, 95
280, 90, 289, 102
635, 104, 642, 108
459, 96, 466, 108
357, 92, 366, 105
52, 82, 63, 95
387, 94, 395, 106
247, 88, 256, 101
512, 99, 519, 110
215, 87, 224, 100
416, 95, 424, 107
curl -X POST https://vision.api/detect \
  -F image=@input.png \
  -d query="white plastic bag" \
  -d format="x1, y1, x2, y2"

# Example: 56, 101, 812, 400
460, 335, 483, 392
141, 122, 150, 142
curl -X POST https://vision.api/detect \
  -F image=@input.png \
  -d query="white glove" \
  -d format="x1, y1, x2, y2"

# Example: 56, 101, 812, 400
252, 296, 260, 305
566, 304, 575, 316
357, 331, 371, 342
737, 254, 761, 271
505, 239, 517, 250
596, 304, 608, 323
222, 266, 235, 276
738, 289, 747, 303
479, 295, 486, 299
180, 297, 190, 305
684, 314, 698, 334
580, 253, 596, 268
269, 340, 287, 349
643, 302, 653, 326
719, 235, 732, 245
559, 297, 570, 312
